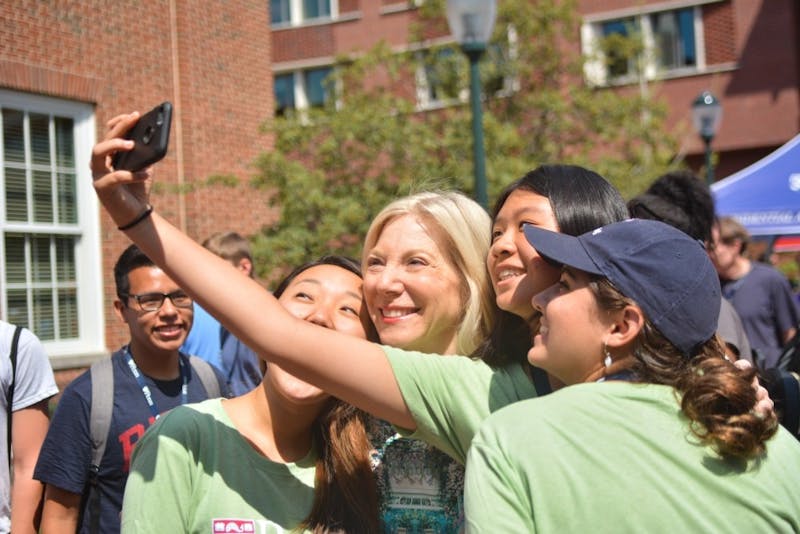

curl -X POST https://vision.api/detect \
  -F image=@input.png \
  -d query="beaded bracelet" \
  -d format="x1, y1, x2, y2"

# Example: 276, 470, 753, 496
117, 205, 153, 231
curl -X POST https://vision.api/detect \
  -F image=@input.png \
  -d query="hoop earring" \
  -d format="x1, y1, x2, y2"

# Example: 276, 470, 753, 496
603, 342, 613, 369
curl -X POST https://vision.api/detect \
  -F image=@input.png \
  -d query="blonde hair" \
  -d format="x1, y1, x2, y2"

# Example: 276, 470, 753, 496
362, 191, 495, 355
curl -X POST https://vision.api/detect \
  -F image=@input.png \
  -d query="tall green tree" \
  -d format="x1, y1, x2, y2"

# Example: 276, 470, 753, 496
251, 0, 678, 282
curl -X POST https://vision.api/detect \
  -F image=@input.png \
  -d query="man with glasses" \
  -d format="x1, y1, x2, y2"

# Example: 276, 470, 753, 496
33, 245, 229, 533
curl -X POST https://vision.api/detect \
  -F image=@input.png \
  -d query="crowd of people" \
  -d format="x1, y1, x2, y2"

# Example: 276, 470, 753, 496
2, 108, 799, 533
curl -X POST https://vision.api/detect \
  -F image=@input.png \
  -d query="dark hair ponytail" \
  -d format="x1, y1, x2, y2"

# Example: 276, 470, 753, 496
592, 278, 778, 459
302, 401, 380, 533
678, 349, 778, 459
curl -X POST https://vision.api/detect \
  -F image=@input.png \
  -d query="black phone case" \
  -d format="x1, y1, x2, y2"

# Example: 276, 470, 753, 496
112, 101, 173, 172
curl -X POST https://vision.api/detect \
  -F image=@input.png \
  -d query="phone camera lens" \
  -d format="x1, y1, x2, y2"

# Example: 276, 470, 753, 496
156, 112, 164, 126
142, 126, 154, 144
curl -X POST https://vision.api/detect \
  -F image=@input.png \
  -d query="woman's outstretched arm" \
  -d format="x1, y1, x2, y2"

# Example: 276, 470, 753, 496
91, 112, 415, 429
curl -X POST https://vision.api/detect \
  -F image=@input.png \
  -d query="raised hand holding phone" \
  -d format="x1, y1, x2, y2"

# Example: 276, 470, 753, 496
91, 112, 159, 230
111, 101, 172, 172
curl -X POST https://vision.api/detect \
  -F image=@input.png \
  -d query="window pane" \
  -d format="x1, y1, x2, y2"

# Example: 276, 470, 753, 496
55, 117, 75, 168
57, 171, 78, 224
31, 236, 52, 283
5, 235, 25, 284
33, 169, 54, 223
677, 9, 696, 67
483, 43, 509, 95
33, 288, 55, 341
305, 67, 332, 107
30, 113, 51, 166
601, 18, 636, 77
58, 288, 79, 338
652, 9, 696, 70
270, 0, 291, 24
303, 0, 330, 19
2, 109, 25, 163
55, 236, 76, 281
6, 290, 28, 328
274, 74, 296, 115
4, 166, 27, 222
425, 48, 461, 102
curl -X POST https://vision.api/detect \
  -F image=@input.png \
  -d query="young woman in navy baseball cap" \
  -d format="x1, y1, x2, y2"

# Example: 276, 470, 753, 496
464, 219, 800, 533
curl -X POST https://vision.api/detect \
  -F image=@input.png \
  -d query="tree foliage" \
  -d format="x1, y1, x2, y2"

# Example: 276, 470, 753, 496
251, 0, 679, 283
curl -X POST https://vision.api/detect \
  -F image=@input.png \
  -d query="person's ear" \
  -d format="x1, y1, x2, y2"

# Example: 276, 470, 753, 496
113, 299, 128, 323
237, 257, 254, 277
605, 304, 644, 350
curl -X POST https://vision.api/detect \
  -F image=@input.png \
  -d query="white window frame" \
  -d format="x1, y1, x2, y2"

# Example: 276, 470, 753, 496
582, 3, 707, 86
271, 0, 339, 28
0, 90, 105, 365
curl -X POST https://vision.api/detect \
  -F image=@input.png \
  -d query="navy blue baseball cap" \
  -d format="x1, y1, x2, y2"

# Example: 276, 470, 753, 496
523, 218, 720, 356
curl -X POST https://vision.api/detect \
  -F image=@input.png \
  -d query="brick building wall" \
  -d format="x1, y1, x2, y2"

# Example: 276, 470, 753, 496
273, 0, 797, 181
579, 0, 799, 179
0, 1, 277, 381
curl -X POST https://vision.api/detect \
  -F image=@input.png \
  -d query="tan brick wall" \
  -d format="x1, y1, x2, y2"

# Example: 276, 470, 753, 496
0, 1, 277, 374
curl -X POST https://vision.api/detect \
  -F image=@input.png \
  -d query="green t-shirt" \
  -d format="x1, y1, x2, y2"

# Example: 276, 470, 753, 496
465, 381, 800, 533
383, 346, 539, 464
122, 398, 318, 534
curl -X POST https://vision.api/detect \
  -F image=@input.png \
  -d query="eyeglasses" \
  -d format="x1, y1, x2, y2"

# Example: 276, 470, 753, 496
122, 290, 193, 312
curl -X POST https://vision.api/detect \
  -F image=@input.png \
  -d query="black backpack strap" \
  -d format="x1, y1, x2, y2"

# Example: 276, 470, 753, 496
6, 326, 22, 467
188, 355, 222, 398
85, 356, 114, 534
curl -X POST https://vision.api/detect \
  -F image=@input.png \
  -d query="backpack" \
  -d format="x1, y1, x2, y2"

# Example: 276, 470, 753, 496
5, 326, 22, 467
82, 353, 221, 533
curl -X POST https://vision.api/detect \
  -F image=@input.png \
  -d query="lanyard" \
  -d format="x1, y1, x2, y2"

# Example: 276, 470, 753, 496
124, 346, 188, 420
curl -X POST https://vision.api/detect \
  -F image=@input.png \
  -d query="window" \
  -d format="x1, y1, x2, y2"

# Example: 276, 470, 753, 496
1, 90, 104, 361
583, 5, 704, 85
303, 0, 330, 19
415, 32, 517, 110
600, 18, 637, 78
274, 67, 334, 114
270, 0, 337, 26
274, 73, 296, 115
304, 67, 332, 107
270, 0, 291, 24
651, 8, 697, 70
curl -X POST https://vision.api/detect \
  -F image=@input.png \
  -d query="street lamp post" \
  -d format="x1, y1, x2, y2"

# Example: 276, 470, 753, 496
691, 91, 723, 186
445, 0, 497, 209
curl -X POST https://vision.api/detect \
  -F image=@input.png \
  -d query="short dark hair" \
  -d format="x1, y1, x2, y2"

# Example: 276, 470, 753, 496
113, 244, 156, 300
628, 170, 715, 243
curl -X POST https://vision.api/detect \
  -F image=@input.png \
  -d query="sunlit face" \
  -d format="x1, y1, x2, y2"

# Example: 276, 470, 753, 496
528, 268, 613, 385
114, 266, 193, 356
269, 264, 369, 405
364, 214, 464, 355
488, 190, 561, 321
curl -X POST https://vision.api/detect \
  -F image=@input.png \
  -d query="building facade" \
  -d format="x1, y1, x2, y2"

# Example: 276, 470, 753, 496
271, 0, 799, 180
1, 1, 276, 383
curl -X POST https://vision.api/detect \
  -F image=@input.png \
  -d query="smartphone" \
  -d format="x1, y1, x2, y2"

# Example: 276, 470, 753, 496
112, 102, 173, 172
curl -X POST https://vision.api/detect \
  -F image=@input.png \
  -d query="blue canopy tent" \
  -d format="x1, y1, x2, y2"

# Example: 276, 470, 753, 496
712, 133, 800, 237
